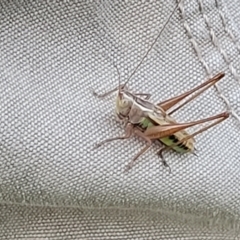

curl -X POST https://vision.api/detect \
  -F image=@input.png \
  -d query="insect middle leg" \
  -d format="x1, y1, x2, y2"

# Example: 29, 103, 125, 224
125, 129, 152, 171
95, 123, 153, 171
94, 123, 134, 148
156, 146, 172, 173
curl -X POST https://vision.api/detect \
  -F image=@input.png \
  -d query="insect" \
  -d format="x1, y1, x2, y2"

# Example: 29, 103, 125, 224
93, 1, 229, 172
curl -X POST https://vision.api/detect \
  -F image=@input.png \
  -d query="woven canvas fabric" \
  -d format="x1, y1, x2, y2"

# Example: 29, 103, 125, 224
0, 0, 240, 239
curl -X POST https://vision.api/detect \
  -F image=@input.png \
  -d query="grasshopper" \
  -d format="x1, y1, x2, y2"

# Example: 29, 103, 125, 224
93, 1, 229, 172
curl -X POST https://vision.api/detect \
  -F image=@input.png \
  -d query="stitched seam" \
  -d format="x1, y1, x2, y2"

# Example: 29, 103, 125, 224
178, 0, 240, 124
215, 0, 240, 53
214, 0, 240, 123
178, 1, 211, 75
199, 0, 240, 121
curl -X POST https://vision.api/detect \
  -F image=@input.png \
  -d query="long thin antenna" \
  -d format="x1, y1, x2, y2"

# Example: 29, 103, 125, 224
113, 64, 121, 92
123, 0, 182, 88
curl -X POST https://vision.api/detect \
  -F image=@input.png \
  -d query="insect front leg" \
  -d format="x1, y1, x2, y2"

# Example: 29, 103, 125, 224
94, 123, 134, 149
92, 86, 120, 99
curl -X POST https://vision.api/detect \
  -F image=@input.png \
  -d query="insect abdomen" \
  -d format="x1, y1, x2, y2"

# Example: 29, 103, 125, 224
140, 117, 193, 153
159, 136, 190, 153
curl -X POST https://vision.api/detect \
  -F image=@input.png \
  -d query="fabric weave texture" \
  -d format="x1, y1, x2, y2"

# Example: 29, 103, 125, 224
0, 0, 240, 239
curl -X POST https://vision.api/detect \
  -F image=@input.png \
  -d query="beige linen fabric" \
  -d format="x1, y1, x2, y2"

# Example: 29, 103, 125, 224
0, 0, 240, 239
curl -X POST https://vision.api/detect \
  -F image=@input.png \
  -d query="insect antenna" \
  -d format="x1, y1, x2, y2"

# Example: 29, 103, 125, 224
122, 0, 182, 88
113, 64, 121, 93
92, 64, 121, 98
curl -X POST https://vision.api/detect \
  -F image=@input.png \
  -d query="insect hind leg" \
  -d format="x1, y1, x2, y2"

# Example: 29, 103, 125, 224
157, 73, 225, 114
172, 112, 229, 145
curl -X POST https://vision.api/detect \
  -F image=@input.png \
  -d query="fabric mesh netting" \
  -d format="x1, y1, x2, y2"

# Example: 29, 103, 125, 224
0, 0, 240, 239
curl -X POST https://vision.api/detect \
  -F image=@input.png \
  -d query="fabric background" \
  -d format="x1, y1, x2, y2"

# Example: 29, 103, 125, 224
0, 0, 240, 239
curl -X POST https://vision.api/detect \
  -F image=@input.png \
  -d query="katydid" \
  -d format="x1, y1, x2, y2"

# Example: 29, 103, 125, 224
94, 72, 229, 171
93, 1, 229, 171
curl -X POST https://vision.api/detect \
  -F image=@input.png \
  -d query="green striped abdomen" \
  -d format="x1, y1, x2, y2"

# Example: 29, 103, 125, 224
140, 117, 191, 153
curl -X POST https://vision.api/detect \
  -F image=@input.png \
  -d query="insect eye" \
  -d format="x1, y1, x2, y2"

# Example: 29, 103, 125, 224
122, 99, 129, 106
